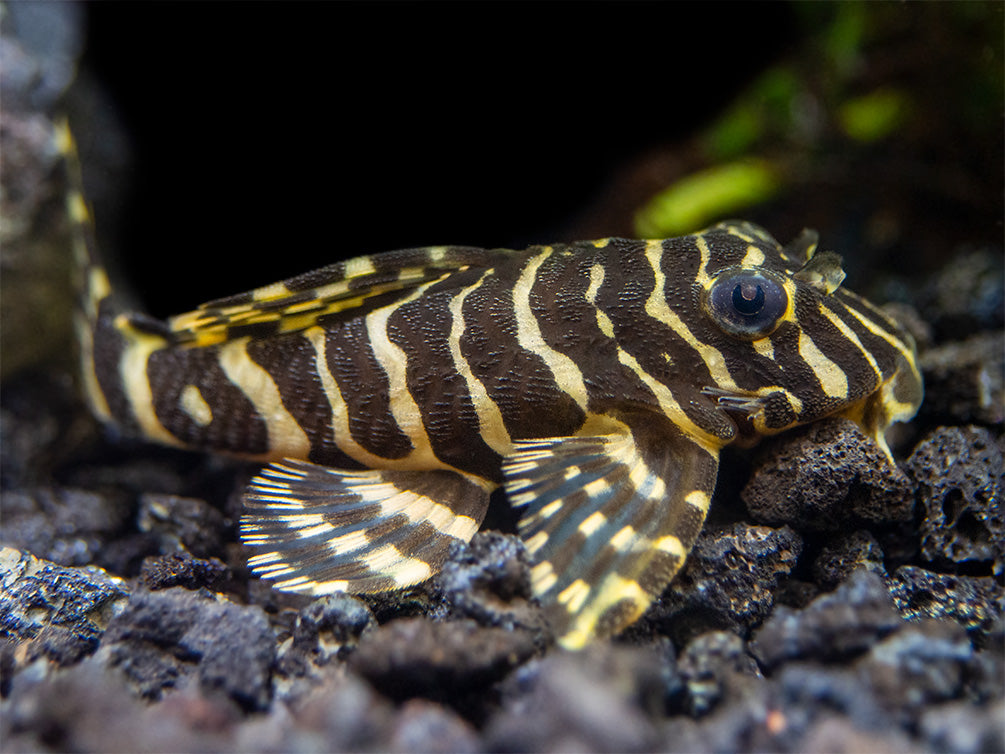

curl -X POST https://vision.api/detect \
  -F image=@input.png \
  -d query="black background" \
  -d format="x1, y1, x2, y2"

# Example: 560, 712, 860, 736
81, 2, 796, 316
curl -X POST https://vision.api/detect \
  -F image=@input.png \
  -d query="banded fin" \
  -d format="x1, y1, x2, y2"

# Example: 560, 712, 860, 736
169, 246, 518, 348
794, 249, 845, 295
241, 460, 491, 594
503, 426, 718, 649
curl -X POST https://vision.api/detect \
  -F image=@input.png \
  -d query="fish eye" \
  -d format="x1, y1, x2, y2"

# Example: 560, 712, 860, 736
705, 269, 788, 339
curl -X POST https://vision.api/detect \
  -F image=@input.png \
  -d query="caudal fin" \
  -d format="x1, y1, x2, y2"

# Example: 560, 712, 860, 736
54, 119, 174, 428
54, 119, 118, 422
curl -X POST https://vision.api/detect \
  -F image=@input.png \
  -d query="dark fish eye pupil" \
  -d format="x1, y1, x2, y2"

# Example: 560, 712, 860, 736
706, 268, 788, 339
732, 281, 764, 315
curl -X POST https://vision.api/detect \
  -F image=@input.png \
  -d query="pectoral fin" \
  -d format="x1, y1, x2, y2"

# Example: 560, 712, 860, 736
503, 424, 718, 648
241, 460, 491, 594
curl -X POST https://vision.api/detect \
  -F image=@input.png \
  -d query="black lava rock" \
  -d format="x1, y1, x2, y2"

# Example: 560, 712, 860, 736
387, 698, 481, 754
0, 360, 84, 487
769, 663, 903, 744
435, 531, 548, 638
101, 587, 275, 710
812, 530, 887, 589
886, 565, 1003, 641
918, 698, 1005, 754
917, 333, 1005, 427
905, 425, 1004, 574
0, 486, 132, 568
642, 523, 802, 645
139, 551, 230, 591
742, 419, 915, 531
348, 617, 538, 715
0, 547, 129, 669
675, 630, 761, 716
137, 492, 228, 559
484, 643, 664, 752
916, 248, 1004, 340
750, 569, 904, 671
793, 716, 918, 754
277, 593, 376, 678
1, 658, 248, 753
752, 618, 984, 750
857, 618, 977, 723
289, 669, 481, 752
293, 593, 376, 652
289, 670, 398, 750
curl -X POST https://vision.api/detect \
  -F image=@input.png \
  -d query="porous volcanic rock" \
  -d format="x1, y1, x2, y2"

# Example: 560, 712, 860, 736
905, 425, 1004, 574
0, 547, 129, 668
100, 587, 275, 711
741, 419, 915, 531
641, 522, 802, 645
750, 569, 904, 671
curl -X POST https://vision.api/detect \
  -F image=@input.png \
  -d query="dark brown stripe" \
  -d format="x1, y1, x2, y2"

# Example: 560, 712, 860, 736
595, 241, 723, 436
533, 479, 634, 599
593, 598, 645, 638
386, 520, 441, 562
227, 319, 282, 342
322, 502, 383, 527
540, 531, 588, 594
833, 291, 910, 382
461, 255, 588, 441
199, 291, 256, 310
526, 245, 629, 413
324, 318, 414, 459
245, 333, 364, 468
147, 344, 270, 455
663, 490, 708, 551
761, 319, 834, 417
386, 284, 502, 480
631, 421, 716, 551
280, 261, 348, 293
693, 228, 751, 274
551, 479, 651, 593
366, 245, 512, 276
719, 335, 787, 391
90, 302, 139, 434
660, 235, 705, 281
253, 289, 317, 310
796, 296, 879, 403
359, 513, 410, 544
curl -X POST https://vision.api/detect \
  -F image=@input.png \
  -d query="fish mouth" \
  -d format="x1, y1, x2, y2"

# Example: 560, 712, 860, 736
702, 381, 894, 455
699, 390, 767, 426
701, 386, 766, 420
703, 361, 924, 459
700, 386, 777, 443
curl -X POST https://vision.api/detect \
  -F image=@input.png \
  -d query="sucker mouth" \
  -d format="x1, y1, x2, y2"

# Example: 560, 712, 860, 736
700, 386, 768, 442
700, 386, 766, 418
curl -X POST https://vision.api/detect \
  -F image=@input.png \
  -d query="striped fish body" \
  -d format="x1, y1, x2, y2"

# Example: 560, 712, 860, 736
61, 125, 923, 648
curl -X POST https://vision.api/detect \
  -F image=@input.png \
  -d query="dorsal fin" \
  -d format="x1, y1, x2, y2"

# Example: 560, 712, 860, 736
168, 245, 518, 347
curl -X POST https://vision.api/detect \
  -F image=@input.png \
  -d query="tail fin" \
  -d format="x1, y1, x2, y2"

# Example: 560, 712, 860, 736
54, 119, 174, 430
54, 119, 117, 423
